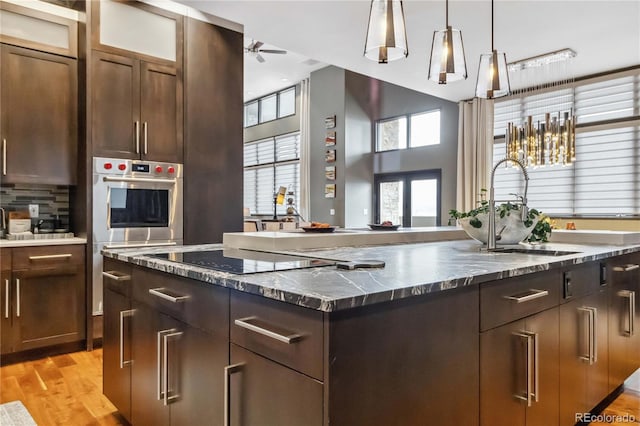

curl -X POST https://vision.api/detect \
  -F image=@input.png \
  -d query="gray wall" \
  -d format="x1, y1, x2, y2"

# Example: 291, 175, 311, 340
309, 67, 458, 227
309, 66, 346, 225
244, 84, 301, 143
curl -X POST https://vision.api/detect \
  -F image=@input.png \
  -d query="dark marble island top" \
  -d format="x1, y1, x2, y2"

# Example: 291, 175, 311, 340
102, 240, 640, 312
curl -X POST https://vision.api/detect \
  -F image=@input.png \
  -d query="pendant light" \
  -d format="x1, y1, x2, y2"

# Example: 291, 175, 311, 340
428, 0, 467, 84
364, 0, 409, 63
475, 0, 510, 99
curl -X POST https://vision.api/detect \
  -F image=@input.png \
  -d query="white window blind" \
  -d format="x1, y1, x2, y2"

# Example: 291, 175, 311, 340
243, 132, 301, 215
493, 70, 640, 217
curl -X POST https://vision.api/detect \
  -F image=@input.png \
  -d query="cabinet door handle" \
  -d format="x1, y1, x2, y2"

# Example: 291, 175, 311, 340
149, 288, 189, 303
163, 331, 183, 406
156, 328, 175, 400
532, 331, 539, 403
143, 122, 148, 155
15, 278, 20, 318
513, 331, 534, 407
224, 363, 244, 426
503, 289, 549, 304
234, 317, 302, 344
578, 307, 595, 365
119, 309, 135, 368
613, 264, 640, 272
591, 307, 598, 363
134, 121, 140, 154
4, 279, 9, 319
102, 271, 131, 281
29, 254, 72, 261
618, 290, 636, 337
2, 138, 6, 175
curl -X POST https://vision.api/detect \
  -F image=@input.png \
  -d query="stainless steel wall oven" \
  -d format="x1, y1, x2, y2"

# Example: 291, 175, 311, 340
92, 157, 183, 313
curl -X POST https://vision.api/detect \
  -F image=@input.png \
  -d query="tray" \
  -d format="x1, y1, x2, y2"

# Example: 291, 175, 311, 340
368, 224, 400, 231
301, 226, 337, 233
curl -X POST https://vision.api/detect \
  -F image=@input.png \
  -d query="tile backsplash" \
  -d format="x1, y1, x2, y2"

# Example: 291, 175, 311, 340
0, 183, 70, 227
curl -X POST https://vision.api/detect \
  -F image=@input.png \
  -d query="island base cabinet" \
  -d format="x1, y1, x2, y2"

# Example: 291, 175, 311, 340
131, 302, 226, 426
608, 255, 640, 391
228, 344, 323, 426
327, 287, 479, 426
481, 308, 559, 426
103, 288, 132, 423
559, 291, 609, 426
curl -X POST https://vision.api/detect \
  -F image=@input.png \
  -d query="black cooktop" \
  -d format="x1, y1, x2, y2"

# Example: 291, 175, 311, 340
149, 249, 335, 275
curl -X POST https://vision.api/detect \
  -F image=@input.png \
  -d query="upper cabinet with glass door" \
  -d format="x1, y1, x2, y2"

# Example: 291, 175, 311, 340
91, 0, 182, 66
90, 1, 184, 163
0, 1, 78, 57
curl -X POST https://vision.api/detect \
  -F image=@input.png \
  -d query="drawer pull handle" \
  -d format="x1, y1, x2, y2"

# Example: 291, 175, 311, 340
234, 316, 302, 344
103, 271, 131, 281
503, 289, 549, 303
29, 254, 72, 261
149, 288, 189, 303
224, 363, 244, 426
613, 264, 639, 272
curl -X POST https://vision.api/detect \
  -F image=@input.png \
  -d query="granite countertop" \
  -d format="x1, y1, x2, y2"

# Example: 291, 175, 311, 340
102, 239, 640, 312
0, 237, 87, 248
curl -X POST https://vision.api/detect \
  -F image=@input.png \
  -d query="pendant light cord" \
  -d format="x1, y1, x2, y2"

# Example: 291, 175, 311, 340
491, 0, 494, 51
446, 0, 449, 27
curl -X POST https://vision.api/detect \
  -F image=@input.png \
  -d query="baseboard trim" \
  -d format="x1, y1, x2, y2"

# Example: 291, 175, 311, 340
0, 341, 86, 366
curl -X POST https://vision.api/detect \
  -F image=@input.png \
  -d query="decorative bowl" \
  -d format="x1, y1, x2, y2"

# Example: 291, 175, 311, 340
458, 212, 539, 245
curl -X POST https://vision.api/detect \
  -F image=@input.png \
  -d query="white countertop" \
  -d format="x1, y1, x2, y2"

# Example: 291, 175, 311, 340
0, 237, 87, 248
223, 226, 469, 251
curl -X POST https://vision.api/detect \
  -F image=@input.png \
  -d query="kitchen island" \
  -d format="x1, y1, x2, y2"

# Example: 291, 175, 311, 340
102, 239, 640, 426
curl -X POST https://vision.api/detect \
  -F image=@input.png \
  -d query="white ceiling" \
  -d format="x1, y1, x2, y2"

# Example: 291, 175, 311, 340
182, 0, 640, 103
242, 37, 327, 100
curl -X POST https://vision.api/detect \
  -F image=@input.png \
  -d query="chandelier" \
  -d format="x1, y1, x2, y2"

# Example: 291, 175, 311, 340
506, 112, 576, 168
504, 48, 577, 168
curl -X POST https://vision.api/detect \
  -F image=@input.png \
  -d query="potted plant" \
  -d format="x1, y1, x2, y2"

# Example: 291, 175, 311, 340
449, 190, 552, 245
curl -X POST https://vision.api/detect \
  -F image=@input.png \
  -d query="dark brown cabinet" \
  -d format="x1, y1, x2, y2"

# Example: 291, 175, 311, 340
228, 344, 323, 426
0, 245, 85, 355
0, 249, 12, 355
481, 307, 559, 426
103, 262, 229, 425
1, 44, 77, 184
608, 253, 640, 391
479, 271, 560, 426
131, 302, 227, 426
559, 264, 609, 426
102, 258, 133, 423
92, 50, 182, 163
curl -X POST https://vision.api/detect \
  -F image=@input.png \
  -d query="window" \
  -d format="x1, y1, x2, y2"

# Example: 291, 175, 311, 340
376, 110, 440, 152
243, 132, 301, 216
259, 94, 277, 123
374, 170, 441, 227
493, 70, 640, 217
244, 101, 258, 127
243, 86, 297, 128
278, 87, 296, 118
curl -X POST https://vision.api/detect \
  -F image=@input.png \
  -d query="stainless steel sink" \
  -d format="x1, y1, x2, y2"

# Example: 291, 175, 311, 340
496, 248, 581, 256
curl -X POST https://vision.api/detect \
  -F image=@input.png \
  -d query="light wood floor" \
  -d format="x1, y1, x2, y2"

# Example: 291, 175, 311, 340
0, 349, 123, 425
1, 349, 639, 425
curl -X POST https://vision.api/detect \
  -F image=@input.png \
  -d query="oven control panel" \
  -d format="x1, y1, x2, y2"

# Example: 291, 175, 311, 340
93, 157, 183, 178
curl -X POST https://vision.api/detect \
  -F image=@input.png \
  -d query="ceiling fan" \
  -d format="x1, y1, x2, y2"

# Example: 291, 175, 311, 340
244, 40, 287, 63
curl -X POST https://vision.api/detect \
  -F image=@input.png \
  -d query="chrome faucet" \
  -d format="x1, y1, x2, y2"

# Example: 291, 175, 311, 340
487, 157, 530, 251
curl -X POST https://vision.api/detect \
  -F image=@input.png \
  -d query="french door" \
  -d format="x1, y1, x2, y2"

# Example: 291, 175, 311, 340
374, 170, 441, 228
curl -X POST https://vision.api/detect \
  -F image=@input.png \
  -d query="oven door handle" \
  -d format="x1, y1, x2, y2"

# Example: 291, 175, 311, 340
103, 176, 177, 185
